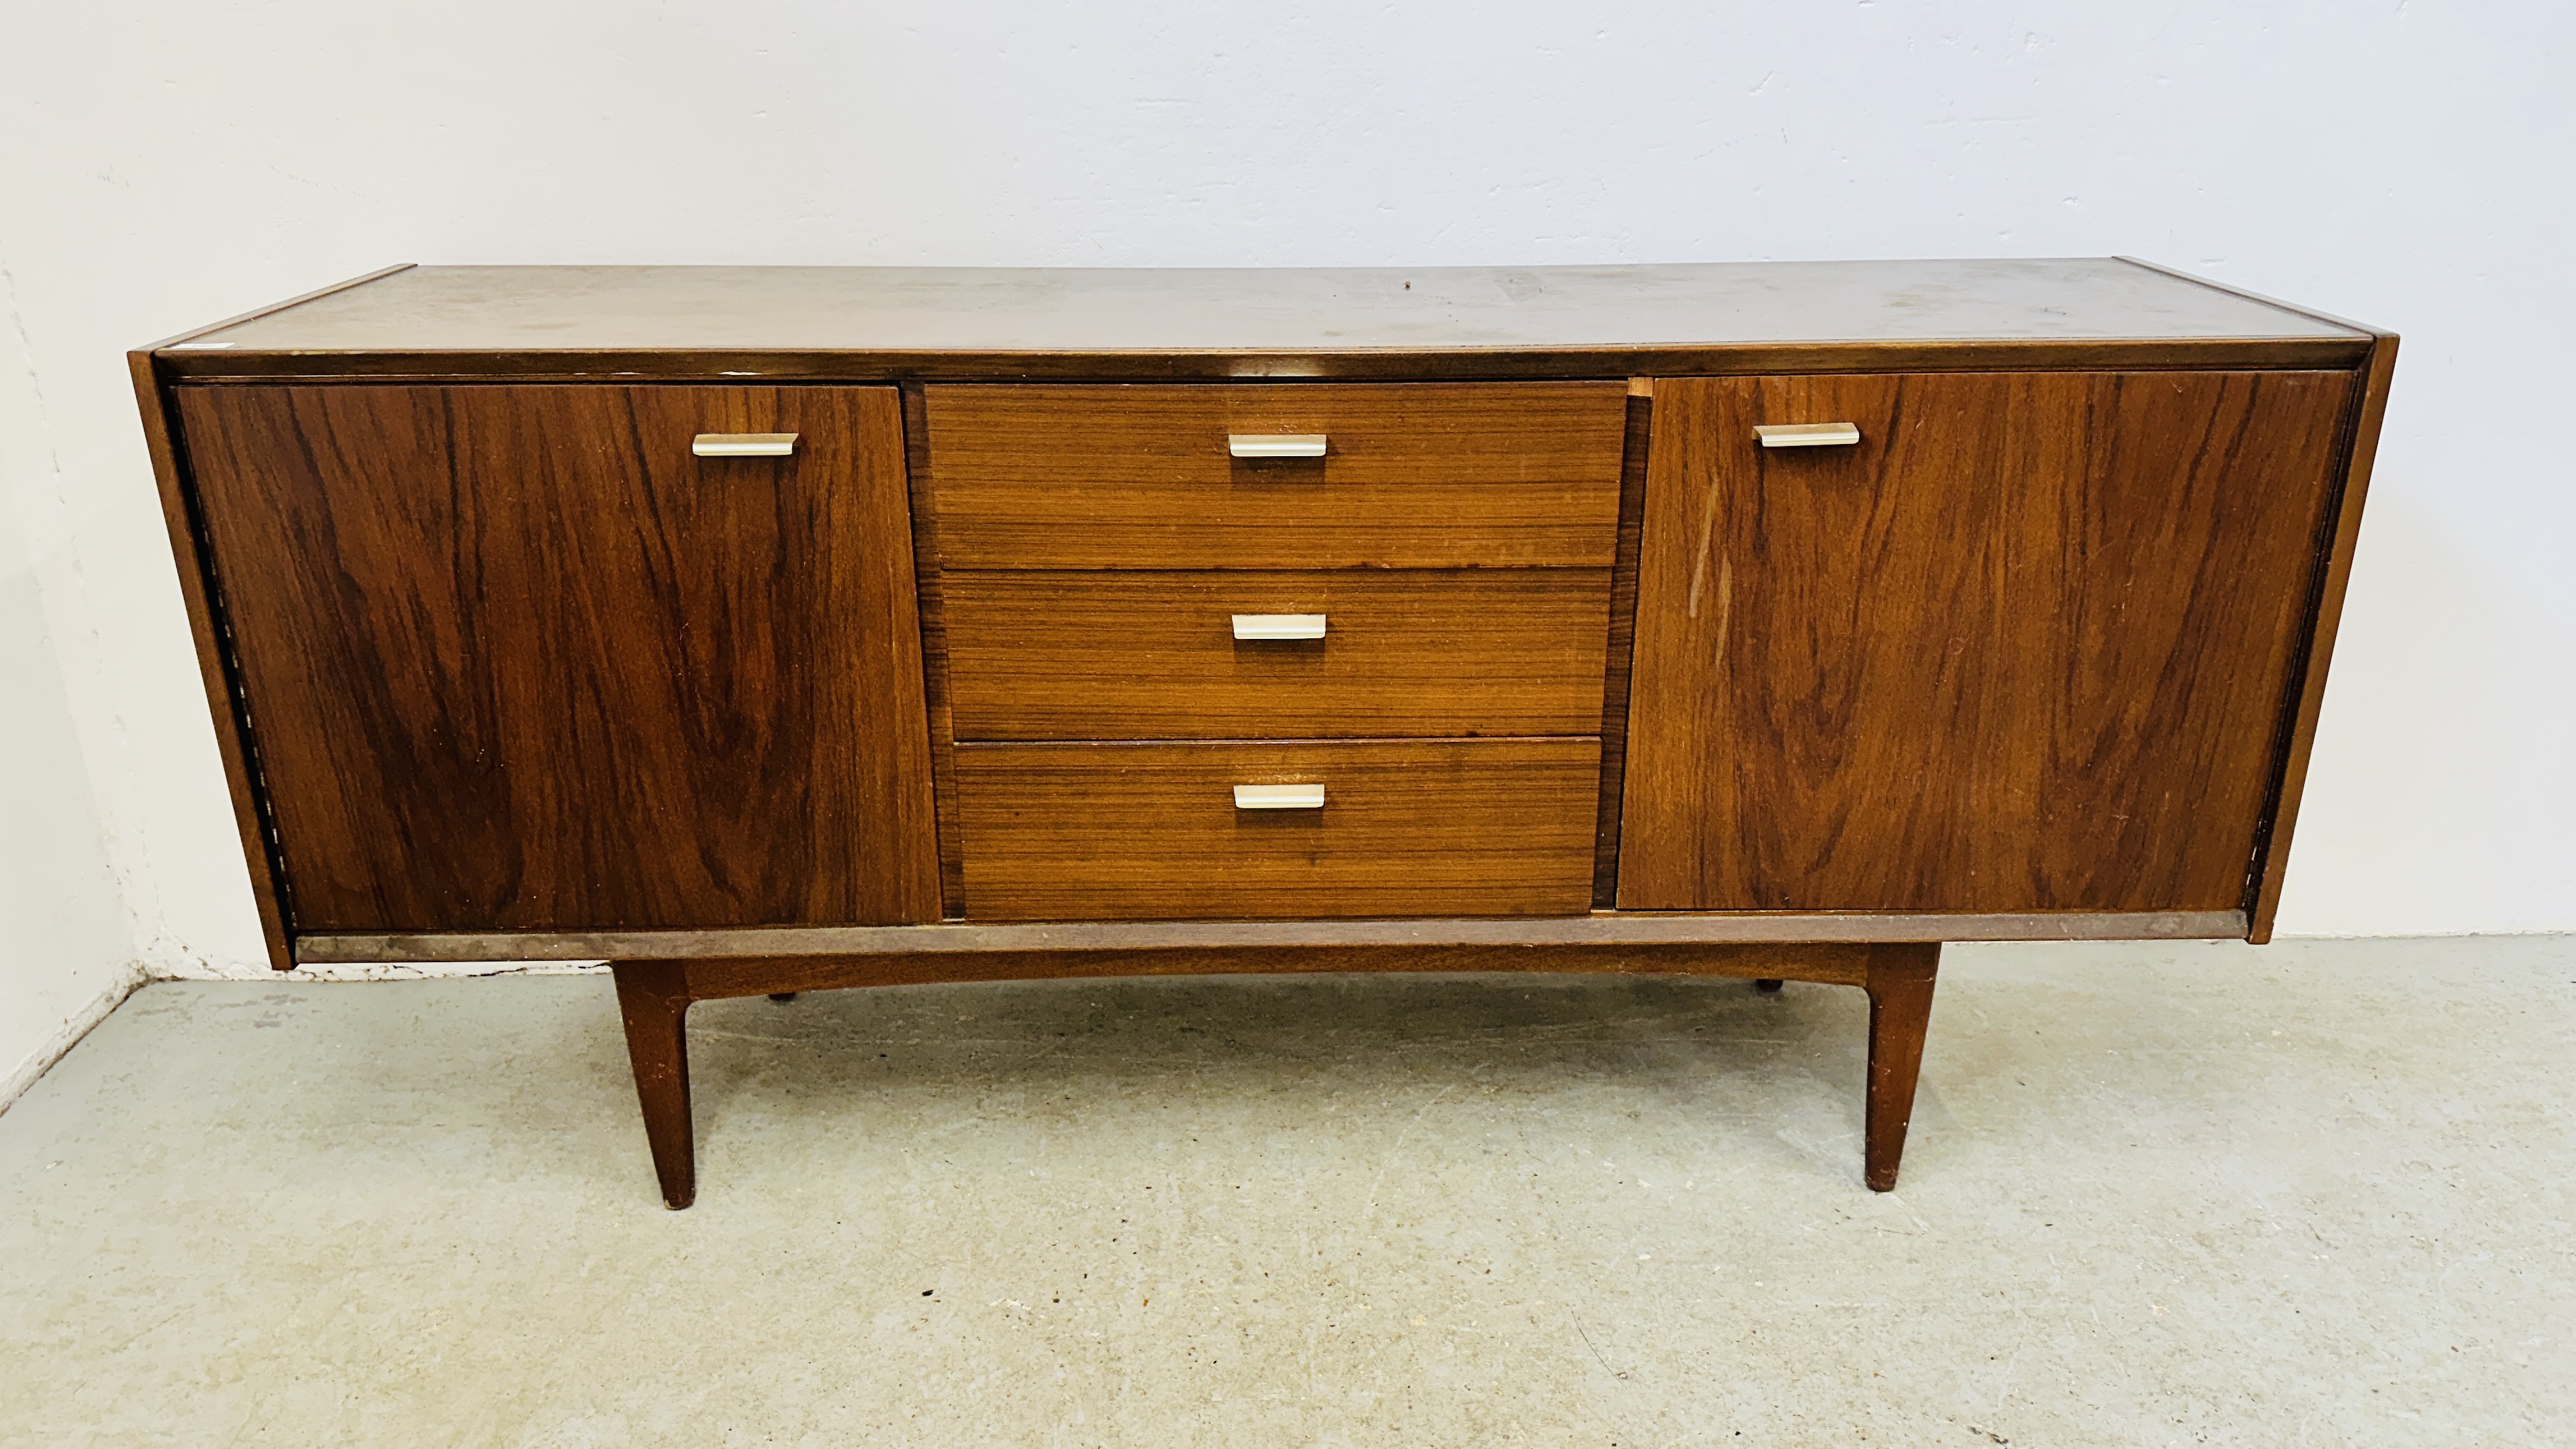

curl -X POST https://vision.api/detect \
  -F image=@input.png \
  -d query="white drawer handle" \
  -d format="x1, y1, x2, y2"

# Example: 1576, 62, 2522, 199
693, 433, 799, 457
1232, 613, 1328, 641
1228, 434, 1328, 458
1234, 784, 1324, 809
1754, 423, 1860, 448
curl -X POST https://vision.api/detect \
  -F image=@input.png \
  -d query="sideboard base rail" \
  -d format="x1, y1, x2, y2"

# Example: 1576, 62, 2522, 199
304, 909, 2237, 963
608, 940, 1942, 1211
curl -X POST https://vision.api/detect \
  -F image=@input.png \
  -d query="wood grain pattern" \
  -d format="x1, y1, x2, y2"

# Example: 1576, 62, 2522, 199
128, 353, 295, 969
926, 383, 1626, 568
944, 569, 1611, 739
899, 383, 968, 919
2246, 335, 2398, 941
2109, 262, 2400, 940
611, 961, 696, 1209
178, 383, 939, 931
291, 908, 2248, 963
1591, 387, 1654, 905
677, 941, 1880, 998
1619, 371, 2350, 912
137, 261, 2396, 1208
1861, 942, 1940, 1192
955, 739, 1600, 921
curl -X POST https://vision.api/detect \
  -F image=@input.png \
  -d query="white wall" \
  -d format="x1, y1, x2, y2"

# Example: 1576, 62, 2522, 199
0, 361, 140, 1097
0, 1, 2568, 987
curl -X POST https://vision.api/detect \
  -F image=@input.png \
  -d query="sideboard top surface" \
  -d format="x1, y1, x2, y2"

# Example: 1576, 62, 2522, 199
155, 259, 2373, 381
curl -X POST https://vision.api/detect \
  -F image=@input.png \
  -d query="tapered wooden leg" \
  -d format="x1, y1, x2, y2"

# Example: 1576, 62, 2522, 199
611, 961, 697, 1210
1860, 942, 1940, 1192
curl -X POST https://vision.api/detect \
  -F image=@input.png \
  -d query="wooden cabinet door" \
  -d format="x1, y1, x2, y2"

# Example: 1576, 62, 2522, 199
1619, 371, 2352, 914
180, 385, 939, 932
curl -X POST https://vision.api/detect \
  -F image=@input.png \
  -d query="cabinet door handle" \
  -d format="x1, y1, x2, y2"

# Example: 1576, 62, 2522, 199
1231, 613, 1328, 640
1227, 434, 1328, 458
692, 433, 800, 457
1234, 784, 1325, 809
1754, 423, 1861, 448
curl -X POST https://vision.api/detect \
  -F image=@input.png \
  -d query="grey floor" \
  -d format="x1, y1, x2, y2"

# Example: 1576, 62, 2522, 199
2, 939, 2571, 1446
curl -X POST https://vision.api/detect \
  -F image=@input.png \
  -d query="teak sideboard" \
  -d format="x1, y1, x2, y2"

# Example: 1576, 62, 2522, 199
132, 260, 2394, 1208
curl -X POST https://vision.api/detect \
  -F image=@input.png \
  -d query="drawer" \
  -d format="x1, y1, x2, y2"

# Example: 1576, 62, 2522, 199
925, 383, 1627, 568
944, 569, 1612, 739
956, 739, 1601, 921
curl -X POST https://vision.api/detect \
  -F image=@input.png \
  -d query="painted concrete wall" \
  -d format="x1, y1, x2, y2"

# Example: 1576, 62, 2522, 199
0, 3, 2568, 1001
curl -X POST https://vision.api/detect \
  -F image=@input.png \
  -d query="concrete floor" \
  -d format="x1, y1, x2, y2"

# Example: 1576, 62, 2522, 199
1, 938, 2570, 1446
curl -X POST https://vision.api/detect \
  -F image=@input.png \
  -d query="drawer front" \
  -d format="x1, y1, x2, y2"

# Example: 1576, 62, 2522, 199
925, 383, 1627, 568
956, 740, 1601, 920
945, 569, 1612, 740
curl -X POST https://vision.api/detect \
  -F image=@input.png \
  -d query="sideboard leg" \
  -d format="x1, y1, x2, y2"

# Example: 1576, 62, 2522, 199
1860, 943, 1941, 1192
1754, 978, 1785, 992
611, 962, 698, 1210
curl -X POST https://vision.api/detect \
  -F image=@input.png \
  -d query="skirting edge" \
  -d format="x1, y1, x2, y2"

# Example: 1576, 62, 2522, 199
295, 910, 2248, 964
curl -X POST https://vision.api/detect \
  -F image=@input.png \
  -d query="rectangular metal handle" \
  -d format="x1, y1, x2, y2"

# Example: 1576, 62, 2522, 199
693, 433, 799, 457
1228, 434, 1328, 459
1754, 423, 1860, 448
1232, 613, 1328, 641
1234, 784, 1325, 809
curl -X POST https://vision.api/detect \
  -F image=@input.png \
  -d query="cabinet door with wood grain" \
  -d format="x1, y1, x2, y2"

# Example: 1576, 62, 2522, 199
1619, 371, 2353, 914
179, 384, 939, 932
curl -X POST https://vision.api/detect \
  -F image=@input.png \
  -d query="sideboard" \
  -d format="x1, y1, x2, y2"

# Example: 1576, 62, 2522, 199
131, 260, 2395, 1208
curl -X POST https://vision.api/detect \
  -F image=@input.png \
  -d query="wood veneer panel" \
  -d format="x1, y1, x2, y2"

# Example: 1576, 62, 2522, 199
2108, 262, 2401, 939
295, 909, 2247, 963
925, 383, 1626, 568
1619, 371, 2349, 913
677, 942, 1880, 997
128, 353, 294, 969
954, 739, 1600, 921
2246, 335, 2398, 940
899, 382, 968, 919
1591, 385, 1653, 905
178, 383, 939, 931
944, 569, 1610, 739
